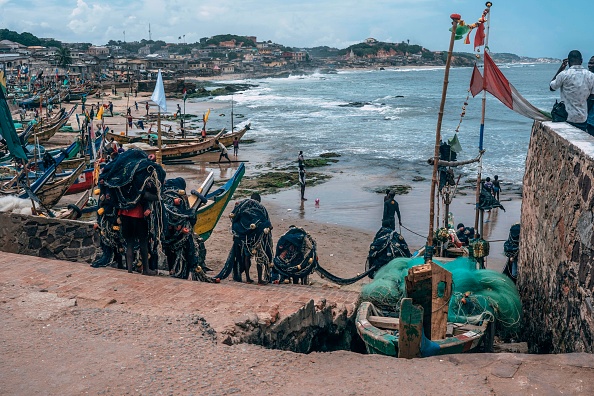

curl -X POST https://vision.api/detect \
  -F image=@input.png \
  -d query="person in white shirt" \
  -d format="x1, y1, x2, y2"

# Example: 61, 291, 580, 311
216, 140, 231, 162
550, 50, 594, 131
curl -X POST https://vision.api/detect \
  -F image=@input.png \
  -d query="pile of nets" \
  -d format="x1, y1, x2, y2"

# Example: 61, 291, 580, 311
360, 257, 521, 338
272, 226, 318, 283
215, 197, 274, 283
365, 227, 411, 279
92, 149, 165, 270
161, 177, 210, 281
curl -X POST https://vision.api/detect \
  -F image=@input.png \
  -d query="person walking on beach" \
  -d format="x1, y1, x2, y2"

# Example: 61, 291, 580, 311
298, 162, 307, 200
126, 107, 131, 116
127, 114, 133, 129
216, 140, 231, 163
233, 137, 239, 157
492, 175, 501, 200
108, 101, 114, 117
550, 50, 594, 131
145, 102, 150, 116
134, 101, 138, 111
382, 190, 402, 230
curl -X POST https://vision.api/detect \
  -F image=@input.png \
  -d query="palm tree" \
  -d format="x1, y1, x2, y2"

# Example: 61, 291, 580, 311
57, 47, 73, 69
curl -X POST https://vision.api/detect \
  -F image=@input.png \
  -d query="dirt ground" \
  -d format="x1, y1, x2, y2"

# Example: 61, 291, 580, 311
2, 279, 594, 396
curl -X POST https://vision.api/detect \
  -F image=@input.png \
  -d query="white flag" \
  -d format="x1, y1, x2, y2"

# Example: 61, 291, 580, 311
151, 69, 167, 112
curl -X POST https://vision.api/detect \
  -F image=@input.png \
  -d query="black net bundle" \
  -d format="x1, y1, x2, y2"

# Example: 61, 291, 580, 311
92, 149, 165, 270
271, 226, 376, 286
161, 177, 212, 282
272, 226, 318, 283
215, 198, 274, 282
503, 223, 520, 282
365, 227, 412, 279
478, 184, 505, 211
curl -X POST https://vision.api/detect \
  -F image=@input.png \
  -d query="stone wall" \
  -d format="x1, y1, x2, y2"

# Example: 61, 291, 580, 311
519, 121, 594, 353
0, 212, 98, 263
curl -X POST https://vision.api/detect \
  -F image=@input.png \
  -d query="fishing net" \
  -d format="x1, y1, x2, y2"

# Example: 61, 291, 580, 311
365, 227, 411, 279
503, 223, 520, 283
215, 198, 274, 282
161, 177, 212, 282
272, 226, 318, 283
478, 185, 505, 211
92, 149, 165, 271
271, 226, 380, 285
359, 257, 521, 337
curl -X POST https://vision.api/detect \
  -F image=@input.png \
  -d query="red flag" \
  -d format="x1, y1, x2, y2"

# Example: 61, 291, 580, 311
483, 52, 513, 109
470, 65, 484, 97
474, 23, 485, 49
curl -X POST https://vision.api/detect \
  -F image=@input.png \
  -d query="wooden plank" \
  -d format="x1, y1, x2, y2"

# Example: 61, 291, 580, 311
368, 315, 399, 330
430, 262, 452, 340
398, 298, 423, 359
405, 264, 433, 339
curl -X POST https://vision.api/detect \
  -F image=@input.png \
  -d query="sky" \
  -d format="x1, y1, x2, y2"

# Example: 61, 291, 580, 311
1, 0, 592, 59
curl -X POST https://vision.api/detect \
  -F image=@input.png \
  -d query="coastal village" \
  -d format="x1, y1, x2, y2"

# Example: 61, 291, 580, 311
1, 14, 593, 396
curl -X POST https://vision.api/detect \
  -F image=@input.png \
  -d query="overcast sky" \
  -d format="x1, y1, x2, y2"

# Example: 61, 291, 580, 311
1, 0, 592, 59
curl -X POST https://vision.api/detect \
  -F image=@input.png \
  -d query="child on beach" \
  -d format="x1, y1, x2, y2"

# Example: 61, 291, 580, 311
492, 175, 501, 200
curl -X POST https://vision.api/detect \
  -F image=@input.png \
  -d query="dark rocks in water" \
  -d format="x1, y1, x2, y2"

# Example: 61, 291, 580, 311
369, 185, 412, 195
319, 152, 341, 158
412, 176, 426, 182
395, 95, 404, 98
338, 101, 372, 108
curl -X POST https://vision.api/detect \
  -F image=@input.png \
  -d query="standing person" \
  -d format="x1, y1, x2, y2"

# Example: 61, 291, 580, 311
126, 107, 131, 116
298, 162, 306, 201
492, 175, 501, 201
382, 190, 402, 230
134, 101, 138, 111
201, 128, 207, 141
483, 177, 494, 196
216, 139, 231, 163
89, 105, 95, 121
587, 56, 594, 136
127, 114, 133, 129
108, 101, 114, 117
145, 102, 150, 116
176, 103, 181, 117
550, 50, 594, 131
233, 137, 239, 157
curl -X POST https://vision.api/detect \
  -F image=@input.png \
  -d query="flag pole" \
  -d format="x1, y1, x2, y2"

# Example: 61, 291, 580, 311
426, 13, 461, 263
157, 108, 162, 164
473, 2, 492, 239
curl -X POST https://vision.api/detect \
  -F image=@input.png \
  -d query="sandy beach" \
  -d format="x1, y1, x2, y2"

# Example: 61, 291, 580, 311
51, 88, 521, 291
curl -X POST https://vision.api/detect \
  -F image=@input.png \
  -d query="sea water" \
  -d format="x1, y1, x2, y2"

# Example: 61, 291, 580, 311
195, 63, 560, 252
210, 63, 559, 186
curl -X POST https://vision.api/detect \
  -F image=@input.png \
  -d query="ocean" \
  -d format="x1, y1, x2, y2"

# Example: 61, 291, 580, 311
188, 63, 560, 251
209, 62, 559, 186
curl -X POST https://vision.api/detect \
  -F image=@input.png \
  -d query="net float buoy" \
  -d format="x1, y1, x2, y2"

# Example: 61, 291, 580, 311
94, 188, 100, 195
112, 225, 120, 231
250, 223, 256, 230
97, 207, 105, 216
173, 198, 181, 205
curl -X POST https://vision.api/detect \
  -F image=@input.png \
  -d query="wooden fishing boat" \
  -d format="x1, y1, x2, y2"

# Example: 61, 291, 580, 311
188, 162, 245, 240
356, 262, 494, 358
35, 162, 86, 208
105, 127, 229, 145
25, 105, 77, 143
126, 125, 249, 161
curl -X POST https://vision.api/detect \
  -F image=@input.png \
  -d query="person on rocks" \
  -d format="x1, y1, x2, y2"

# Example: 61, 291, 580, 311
382, 190, 402, 230
550, 50, 594, 131
216, 139, 231, 163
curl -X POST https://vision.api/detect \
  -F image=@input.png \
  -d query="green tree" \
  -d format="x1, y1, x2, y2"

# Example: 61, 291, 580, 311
57, 47, 73, 68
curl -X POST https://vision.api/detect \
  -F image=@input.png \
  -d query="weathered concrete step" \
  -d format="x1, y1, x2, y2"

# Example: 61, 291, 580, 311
0, 252, 360, 353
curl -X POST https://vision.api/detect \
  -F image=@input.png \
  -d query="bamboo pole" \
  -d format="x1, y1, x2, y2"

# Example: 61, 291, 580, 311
473, 2, 492, 238
425, 14, 461, 263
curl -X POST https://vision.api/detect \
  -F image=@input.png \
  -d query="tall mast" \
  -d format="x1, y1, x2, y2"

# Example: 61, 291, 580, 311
425, 14, 461, 263
473, 2, 492, 238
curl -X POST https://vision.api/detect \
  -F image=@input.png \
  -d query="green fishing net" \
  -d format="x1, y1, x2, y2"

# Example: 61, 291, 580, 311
359, 257, 521, 337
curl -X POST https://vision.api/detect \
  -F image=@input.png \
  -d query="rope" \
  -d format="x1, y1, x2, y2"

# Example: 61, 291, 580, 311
401, 225, 428, 240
